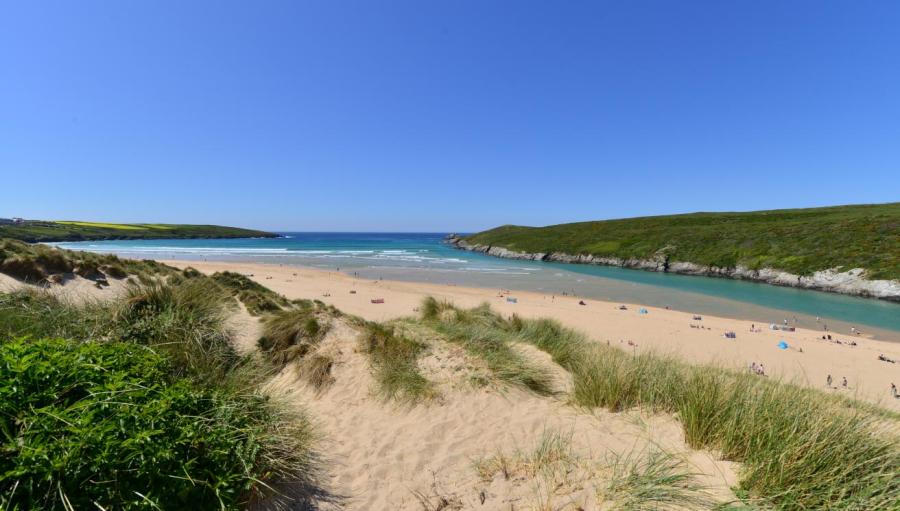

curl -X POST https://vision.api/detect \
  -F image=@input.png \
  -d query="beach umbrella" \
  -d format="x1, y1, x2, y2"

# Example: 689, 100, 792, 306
777, 340, 789, 350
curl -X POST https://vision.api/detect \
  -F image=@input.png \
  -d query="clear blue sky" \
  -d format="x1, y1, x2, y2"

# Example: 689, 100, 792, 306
2, 1, 899, 231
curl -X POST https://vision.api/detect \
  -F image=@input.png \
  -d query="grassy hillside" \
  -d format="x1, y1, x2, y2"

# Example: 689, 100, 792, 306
464, 202, 900, 280
0, 220, 277, 242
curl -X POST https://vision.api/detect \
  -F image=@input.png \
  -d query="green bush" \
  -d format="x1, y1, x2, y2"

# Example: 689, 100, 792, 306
0, 338, 312, 510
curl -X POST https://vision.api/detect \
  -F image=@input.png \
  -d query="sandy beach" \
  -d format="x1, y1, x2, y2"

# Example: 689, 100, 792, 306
170, 260, 900, 412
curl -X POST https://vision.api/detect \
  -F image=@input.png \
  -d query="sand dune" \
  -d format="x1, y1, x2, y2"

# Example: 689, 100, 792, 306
173, 261, 900, 412
263, 312, 738, 509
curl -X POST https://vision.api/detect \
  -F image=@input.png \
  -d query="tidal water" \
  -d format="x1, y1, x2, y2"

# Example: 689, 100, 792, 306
53, 233, 900, 340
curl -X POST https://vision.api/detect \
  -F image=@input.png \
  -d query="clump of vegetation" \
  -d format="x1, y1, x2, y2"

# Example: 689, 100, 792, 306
0, 238, 176, 284
258, 305, 331, 367
474, 430, 576, 483
421, 298, 900, 509
359, 322, 436, 403
0, 338, 318, 511
464, 202, 900, 280
212, 270, 291, 315
0, 275, 329, 510
300, 353, 336, 391
419, 298, 555, 395
598, 448, 714, 510
114, 278, 240, 381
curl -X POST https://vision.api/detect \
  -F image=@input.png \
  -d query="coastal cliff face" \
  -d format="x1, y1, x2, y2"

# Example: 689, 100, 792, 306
444, 234, 900, 302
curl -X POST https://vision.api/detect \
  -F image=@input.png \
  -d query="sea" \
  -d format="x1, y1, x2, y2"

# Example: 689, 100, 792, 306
52, 233, 900, 340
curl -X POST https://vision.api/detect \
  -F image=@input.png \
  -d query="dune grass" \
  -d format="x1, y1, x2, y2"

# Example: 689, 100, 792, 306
359, 321, 436, 404
211, 270, 292, 315
0, 237, 176, 285
598, 448, 715, 510
257, 305, 332, 367
421, 298, 900, 509
0, 279, 325, 510
420, 297, 555, 395
473, 429, 577, 483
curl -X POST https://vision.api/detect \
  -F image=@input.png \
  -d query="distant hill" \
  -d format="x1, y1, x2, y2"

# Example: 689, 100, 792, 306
0, 220, 278, 243
454, 203, 900, 299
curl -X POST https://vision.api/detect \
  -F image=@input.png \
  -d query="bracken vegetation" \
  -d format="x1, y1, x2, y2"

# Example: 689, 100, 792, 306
421, 298, 900, 509
463, 202, 900, 280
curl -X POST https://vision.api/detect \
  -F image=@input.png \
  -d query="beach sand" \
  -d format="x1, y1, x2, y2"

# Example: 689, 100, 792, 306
171, 260, 900, 412
8, 261, 898, 508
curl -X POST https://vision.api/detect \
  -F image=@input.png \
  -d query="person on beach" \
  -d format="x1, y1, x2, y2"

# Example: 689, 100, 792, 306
826, 374, 832, 387
892, 383, 897, 399
842, 377, 848, 388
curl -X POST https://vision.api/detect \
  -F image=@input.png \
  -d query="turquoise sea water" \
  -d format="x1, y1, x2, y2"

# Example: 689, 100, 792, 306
53, 233, 900, 339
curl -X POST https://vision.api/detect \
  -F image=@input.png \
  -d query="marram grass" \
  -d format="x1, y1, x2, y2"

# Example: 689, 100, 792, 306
421, 298, 900, 509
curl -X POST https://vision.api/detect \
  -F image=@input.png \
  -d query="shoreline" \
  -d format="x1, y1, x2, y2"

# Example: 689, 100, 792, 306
446, 235, 900, 302
167, 259, 900, 411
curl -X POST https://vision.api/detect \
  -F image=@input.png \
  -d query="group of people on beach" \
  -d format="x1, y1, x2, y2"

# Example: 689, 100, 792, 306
825, 374, 849, 389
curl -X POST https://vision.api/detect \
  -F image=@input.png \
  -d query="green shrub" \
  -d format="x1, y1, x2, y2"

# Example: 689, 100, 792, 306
0, 338, 317, 511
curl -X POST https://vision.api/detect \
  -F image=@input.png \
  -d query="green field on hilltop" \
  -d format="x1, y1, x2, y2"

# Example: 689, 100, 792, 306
464, 202, 900, 280
0, 220, 277, 242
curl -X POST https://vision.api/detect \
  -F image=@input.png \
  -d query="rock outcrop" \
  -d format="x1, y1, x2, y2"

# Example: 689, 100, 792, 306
443, 234, 900, 302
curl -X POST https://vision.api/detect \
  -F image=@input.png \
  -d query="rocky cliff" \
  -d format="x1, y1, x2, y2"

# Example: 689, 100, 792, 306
444, 234, 900, 302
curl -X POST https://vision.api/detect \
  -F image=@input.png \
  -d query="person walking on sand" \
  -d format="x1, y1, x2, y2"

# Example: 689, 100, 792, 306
826, 374, 832, 387
842, 377, 848, 388
892, 383, 897, 398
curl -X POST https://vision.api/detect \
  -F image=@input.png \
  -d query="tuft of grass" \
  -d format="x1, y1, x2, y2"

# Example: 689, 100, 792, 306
419, 299, 555, 395
300, 353, 336, 392
258, 306, 331, 367
474, 430, 576, 483
598, 448, 714, 510
359, 322, 436, 404
211, 271, 291, 315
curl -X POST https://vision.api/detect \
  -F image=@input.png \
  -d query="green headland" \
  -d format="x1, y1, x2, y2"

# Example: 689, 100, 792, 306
462, 202, 900, 281
0, 219, 277, 243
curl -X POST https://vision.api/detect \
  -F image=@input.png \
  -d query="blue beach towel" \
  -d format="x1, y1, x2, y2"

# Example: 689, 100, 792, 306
777, 341, 789, 350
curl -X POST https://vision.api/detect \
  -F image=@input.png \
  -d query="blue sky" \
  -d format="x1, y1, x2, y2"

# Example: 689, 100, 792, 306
2, 1, 898, 231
